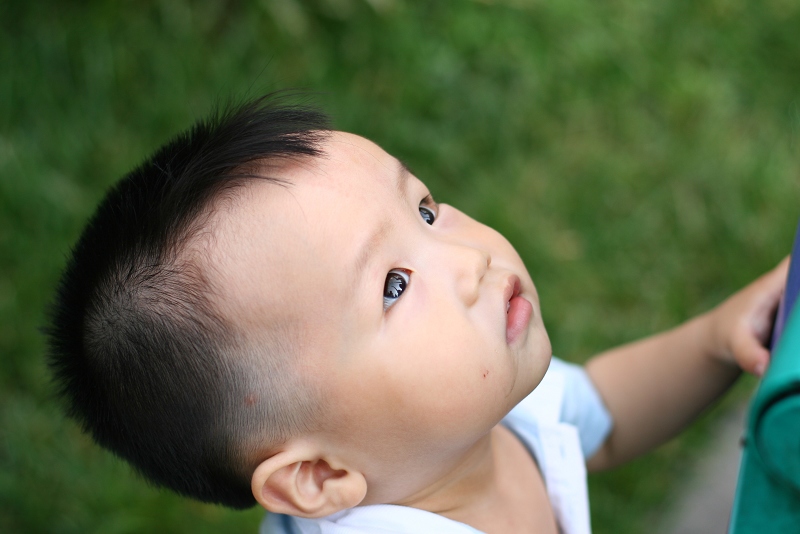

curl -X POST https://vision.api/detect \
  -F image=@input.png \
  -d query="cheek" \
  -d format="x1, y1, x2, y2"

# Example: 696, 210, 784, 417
396, 325, 510, 407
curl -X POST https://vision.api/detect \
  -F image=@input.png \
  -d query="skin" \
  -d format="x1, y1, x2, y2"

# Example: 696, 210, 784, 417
207, 131, 787, 533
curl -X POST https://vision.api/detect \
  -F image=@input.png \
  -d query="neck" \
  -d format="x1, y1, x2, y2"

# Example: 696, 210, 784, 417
393, 426, 503, 518
389, 424, 558, 534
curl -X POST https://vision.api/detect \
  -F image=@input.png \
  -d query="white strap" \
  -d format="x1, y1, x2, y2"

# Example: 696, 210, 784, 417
537, 423, 591, 534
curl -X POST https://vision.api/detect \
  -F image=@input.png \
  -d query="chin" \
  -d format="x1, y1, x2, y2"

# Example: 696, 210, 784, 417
527, 348, 553, 390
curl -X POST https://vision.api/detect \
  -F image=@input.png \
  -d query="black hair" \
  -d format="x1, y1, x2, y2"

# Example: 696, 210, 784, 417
46, 93, 330, 509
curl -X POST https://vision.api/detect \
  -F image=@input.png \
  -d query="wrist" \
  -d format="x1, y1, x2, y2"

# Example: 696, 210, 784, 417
692, 309, 739, 369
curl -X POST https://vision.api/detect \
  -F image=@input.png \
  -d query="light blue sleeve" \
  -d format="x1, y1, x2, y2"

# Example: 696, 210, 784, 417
549, 357, 614, 458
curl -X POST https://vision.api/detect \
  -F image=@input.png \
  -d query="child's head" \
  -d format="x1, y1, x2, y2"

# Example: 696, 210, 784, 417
47, 95, 552, 515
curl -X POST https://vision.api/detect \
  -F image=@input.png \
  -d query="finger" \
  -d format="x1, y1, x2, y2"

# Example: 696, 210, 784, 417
764, 256, 790, 291
752, 256, 790, 315
735, 330, 771, 377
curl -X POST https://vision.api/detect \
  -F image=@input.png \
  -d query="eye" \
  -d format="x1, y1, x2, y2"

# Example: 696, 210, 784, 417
383, 269, 410, 310
419, 205, 436, 225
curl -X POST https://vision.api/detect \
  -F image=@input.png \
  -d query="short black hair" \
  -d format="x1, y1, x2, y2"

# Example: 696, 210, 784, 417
46, 93, 330, 509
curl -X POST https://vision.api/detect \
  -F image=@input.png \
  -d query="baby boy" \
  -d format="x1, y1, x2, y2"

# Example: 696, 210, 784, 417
47, 95, 787, 534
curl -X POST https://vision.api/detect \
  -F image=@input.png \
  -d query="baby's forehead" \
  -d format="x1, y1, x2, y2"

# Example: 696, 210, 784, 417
212, 130, 395, 218
282, 131, 402, 188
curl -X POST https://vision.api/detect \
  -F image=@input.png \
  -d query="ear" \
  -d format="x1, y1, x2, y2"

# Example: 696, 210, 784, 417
251, 443, 367, 518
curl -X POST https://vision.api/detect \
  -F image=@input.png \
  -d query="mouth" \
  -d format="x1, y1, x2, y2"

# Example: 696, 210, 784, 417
505, 275, 533, 345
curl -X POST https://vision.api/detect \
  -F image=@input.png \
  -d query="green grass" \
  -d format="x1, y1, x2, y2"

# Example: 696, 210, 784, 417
2, 0, 799, 532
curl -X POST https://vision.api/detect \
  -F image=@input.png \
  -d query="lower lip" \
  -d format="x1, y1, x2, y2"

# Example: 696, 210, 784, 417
506, 295, 533, 344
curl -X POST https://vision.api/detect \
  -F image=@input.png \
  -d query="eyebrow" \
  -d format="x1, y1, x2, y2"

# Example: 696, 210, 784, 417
396, 159, 412, 198
350, 160, 411, 292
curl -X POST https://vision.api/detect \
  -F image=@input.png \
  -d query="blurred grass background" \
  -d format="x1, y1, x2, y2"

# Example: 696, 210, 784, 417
2, 0, 799, 532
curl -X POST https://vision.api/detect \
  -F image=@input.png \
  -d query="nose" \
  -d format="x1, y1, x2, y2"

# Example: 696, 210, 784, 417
446, 241, 491, 306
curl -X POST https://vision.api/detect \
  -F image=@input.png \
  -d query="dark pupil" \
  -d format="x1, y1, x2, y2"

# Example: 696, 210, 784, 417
420, 207, 435, 225
385, 273, 406, 298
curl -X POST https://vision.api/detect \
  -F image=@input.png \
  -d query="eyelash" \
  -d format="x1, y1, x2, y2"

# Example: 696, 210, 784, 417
382, 197, 438, 311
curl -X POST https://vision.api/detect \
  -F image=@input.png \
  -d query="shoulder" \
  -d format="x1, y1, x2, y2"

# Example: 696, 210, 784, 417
506, 357, 613, 458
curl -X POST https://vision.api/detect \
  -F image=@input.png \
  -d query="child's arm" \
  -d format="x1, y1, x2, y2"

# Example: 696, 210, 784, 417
585, 258, 789, 471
